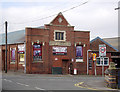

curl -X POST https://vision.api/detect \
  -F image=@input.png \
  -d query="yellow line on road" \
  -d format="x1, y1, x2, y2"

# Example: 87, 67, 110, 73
74, 82, 98, 90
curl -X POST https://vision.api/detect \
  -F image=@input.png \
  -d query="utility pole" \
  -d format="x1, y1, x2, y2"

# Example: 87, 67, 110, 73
5, 21, 7, 73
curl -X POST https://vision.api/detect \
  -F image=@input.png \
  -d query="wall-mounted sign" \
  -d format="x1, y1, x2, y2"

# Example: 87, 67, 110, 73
53, 47, 67, 55
55, 58, 58, 60
18, 44, 25, 54
99, 44, 106, 57
49, 41, 71, 46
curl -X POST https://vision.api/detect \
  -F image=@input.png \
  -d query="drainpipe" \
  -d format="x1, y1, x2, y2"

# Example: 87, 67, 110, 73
87, 49, 92, 75
24, 41, 26, 74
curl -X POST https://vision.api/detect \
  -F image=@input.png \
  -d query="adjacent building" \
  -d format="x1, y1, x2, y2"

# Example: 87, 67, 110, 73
88, 37, 120, 75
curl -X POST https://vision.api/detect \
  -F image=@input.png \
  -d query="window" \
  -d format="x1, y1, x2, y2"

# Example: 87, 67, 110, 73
76, 46, 83, 57
11, 48, 16, 62
54, 30, 66, 41
33, 44, 42, 61
55, 32, 64, 40
76, 46, 83, 62
96, 57, 109, 66
18, 44, 25, 63
104, 58, 109, 65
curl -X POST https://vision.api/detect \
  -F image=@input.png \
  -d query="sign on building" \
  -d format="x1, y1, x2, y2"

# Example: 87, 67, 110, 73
53, 47, 67, 55
18, 44, 25, 54
99, 44, 106, 57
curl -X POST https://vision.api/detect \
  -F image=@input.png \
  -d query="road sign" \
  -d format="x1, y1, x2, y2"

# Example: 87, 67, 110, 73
93, 53, 96, 61
99, 44, 106, 57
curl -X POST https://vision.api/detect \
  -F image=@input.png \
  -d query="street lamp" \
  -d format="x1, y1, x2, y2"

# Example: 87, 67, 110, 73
5, 21, 7, 73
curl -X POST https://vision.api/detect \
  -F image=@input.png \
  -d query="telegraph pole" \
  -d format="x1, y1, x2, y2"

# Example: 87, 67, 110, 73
5, 21, 7, 73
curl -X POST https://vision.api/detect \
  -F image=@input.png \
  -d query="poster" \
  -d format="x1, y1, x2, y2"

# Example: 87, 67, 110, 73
11, 49, 15, 61
76, 46, 83, 57
33, 44, 42, 61
20, 54, 24, 62
53, 47, 67, 55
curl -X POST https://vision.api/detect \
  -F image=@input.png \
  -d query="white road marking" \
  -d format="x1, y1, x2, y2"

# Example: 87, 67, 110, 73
34, 87, 45, 90
3, 79, 12, 82
16, 82, 29, 87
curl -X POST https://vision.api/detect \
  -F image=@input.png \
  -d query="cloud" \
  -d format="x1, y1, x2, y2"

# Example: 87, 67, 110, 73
0, 0, 119, 39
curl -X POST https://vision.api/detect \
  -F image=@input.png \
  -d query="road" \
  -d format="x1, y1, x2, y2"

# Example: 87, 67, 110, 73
1, 72, 119, 92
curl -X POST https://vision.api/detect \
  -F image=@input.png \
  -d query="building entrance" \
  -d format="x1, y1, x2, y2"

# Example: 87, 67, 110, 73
2, 50, 5, 71
62, 59, 69, 74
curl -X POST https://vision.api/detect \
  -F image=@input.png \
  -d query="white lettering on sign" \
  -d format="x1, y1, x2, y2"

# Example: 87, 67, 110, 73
53, 47, 67, 55
53, 47, 67, 53
18, 45, 25, 51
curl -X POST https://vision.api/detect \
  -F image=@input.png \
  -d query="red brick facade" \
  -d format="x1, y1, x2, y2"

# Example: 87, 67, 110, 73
89, 37, 120, 75
1, 13, 90, 74
1, 43, 24, 72
25, 13, 90, 74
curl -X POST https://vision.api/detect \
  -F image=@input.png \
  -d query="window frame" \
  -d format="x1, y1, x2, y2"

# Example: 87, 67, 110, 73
96, 57, 109, 66
33, 43, 42, 62
76, 45, 83, 62
54, 30, 66, 41
11, 48, 16, 62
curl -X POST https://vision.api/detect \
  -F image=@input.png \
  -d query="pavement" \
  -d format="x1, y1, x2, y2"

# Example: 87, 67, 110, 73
1, 71, 120, 91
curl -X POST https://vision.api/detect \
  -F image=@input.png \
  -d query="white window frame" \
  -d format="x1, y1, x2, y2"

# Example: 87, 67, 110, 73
96, 57, 109, 66
54, 30, 66, 41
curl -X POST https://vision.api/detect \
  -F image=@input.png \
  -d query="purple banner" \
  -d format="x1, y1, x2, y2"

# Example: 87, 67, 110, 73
76, 46, 83, 57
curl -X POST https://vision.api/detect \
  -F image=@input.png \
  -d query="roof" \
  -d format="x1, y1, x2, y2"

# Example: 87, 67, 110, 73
90, 36, 119, 52
0, 26, 46, 45
0, 30, 25, 45
103, 37, 119, 51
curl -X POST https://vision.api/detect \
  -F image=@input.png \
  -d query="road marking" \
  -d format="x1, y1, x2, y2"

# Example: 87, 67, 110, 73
3, 79, 12, 82
74, 82, 98, 90
16, 82, 29, 87
34, 87, 45, 90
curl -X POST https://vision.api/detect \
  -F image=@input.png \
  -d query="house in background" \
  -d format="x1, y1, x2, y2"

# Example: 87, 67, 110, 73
88, 37, 120, 75
0, 12, 90, 75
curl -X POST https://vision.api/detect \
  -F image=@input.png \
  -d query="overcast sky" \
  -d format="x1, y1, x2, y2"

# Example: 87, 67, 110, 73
0, 0, 119, 40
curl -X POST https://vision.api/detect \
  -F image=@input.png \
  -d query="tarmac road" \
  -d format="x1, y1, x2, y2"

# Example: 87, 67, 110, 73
1, 71, 119, 92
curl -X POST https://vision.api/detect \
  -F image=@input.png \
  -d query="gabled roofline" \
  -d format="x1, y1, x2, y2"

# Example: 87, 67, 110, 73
90, 36, 119, 52
49, 12, 71, 26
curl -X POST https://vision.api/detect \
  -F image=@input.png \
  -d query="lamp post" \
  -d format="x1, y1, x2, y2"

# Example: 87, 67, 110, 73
5, 21, 8, 73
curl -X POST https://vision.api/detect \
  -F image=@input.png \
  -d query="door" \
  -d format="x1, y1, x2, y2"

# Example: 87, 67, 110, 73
69, 63, 73, 75
2, 50, 5, 71
62, 59, 69, 74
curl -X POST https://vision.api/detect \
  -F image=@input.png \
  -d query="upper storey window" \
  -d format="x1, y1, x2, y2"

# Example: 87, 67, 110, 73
54, 30, 66, 41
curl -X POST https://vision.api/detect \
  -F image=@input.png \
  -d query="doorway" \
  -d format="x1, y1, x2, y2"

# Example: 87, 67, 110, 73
2, 50, 5, 71
62, 59, 69, 74
112, 58, 120, 68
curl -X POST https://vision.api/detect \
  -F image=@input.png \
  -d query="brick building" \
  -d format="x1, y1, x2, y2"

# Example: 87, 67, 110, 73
0, 12, 90, 74
88, 37, 120, 75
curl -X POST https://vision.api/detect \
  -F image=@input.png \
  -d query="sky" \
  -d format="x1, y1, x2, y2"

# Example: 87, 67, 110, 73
0, 0, 119, 40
